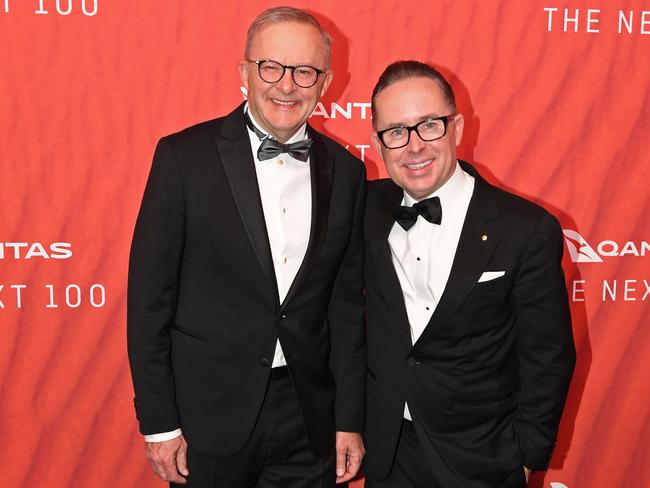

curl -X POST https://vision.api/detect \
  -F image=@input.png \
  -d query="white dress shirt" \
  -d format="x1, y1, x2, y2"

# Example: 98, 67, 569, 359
145, 106, 312, 442
246, 108, 312, 367
387, 162, 474, 421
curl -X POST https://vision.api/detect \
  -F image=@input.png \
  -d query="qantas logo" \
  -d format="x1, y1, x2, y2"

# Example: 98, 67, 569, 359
563, 230, 603, 262
0, 242, 72, 259
563, 230, 649, 262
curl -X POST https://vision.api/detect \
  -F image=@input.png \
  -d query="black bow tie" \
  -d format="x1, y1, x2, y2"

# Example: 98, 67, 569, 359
244, 111, 312, 162
392, 196, 442, 231
258, 138, 312, 162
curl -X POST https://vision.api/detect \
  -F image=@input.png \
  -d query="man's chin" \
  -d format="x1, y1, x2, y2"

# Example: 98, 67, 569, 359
265, 120, 304, 140
403, 180, 438, 200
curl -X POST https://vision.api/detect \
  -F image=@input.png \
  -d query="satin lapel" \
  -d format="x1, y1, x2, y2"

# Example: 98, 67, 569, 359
368, 181, 413, 348
281, 128, 333, 308
214, 104, 278, 300
415, 166, 503, 345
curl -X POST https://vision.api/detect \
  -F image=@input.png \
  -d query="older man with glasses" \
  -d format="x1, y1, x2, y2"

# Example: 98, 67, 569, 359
127, 7, 366, 487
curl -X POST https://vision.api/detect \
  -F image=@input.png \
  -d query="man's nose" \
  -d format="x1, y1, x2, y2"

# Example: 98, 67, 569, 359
406, 130, 426, 153
277, 68, 297, 93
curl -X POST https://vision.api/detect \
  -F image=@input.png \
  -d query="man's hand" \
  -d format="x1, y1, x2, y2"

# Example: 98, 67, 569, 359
524, 466, 531, 483
335, 431, 365, 484
145, 434, 189, 484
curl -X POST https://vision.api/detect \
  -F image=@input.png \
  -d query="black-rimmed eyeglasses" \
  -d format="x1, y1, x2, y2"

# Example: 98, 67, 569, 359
376, 114, 458, 149
247, 59, 325, 88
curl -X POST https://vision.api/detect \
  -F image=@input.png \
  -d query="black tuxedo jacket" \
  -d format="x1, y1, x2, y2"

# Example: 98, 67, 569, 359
363, 162, 575, 488
127, 103, 366, 457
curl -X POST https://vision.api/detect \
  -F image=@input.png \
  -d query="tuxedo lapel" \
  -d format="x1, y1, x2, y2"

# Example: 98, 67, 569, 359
415, 163, 504, 345
368, 181, 413, 348
281, 127, 333, 308
214, 104, 279, 301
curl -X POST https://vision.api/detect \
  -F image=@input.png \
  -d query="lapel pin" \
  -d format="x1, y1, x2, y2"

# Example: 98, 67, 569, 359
481, 235, 488, 241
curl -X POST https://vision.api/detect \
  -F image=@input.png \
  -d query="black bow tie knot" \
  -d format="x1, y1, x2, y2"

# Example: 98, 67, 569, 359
392, 196, 442, 231
244, 111, 312, 162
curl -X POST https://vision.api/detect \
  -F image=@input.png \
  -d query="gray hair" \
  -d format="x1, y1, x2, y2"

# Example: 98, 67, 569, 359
244, 6, 332, 68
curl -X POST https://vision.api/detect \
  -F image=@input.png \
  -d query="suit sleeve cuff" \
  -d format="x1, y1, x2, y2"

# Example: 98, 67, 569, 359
144, 428, 182, 442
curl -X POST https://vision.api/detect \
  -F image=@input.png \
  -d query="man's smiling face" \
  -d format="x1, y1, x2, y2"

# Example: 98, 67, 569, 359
240, 21, 332, 143
371, 76, 464, 200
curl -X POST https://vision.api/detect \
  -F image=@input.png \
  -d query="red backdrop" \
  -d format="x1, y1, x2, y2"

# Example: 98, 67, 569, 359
1, 1, 648, 487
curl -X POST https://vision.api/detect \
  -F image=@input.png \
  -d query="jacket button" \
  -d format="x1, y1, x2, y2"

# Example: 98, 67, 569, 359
407, 357, 417, 367
261, 358, 270, 368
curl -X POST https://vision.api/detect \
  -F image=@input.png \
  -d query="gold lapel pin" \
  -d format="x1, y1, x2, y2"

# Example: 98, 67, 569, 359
481, 235, 488, 241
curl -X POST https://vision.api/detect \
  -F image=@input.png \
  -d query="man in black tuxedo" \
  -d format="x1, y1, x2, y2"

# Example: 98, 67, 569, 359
362, 61, 575, 488
127, 7, 366, 487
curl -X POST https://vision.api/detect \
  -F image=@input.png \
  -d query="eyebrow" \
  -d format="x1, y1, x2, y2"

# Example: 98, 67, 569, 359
255, 58, 323, 68
380, 113, 445, 130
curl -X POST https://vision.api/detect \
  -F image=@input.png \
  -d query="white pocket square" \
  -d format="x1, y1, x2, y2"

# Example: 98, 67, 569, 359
478, 271, 505, 283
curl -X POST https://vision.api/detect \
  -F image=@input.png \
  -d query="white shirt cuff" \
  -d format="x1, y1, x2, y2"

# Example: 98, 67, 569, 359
144, 428, 182, 442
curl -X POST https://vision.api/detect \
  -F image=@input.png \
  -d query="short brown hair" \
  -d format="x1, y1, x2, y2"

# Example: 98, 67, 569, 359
371, 60, 456, 123
244, 7, 332, 68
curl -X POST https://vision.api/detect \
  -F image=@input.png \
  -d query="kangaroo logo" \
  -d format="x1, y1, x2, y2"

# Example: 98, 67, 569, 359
563, 229, 603, 263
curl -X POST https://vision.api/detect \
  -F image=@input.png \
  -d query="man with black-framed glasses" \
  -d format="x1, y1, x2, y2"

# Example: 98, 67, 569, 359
128, 7, 366, 487
362, 60, 575, 488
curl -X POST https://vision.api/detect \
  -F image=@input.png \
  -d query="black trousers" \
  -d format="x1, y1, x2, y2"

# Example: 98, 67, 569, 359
365, 420, 527, 488
364, 420, 440, 488
171, 368, 335, 488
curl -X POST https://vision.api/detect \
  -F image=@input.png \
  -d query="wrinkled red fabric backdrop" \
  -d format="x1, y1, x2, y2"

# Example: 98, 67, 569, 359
1, 1, 648, 487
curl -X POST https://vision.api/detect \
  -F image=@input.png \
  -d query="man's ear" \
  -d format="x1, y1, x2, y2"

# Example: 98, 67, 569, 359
239, 62, 249, 91
318, 71, 333, 98
454, 113, 464, 146
370, 132, 384, 161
